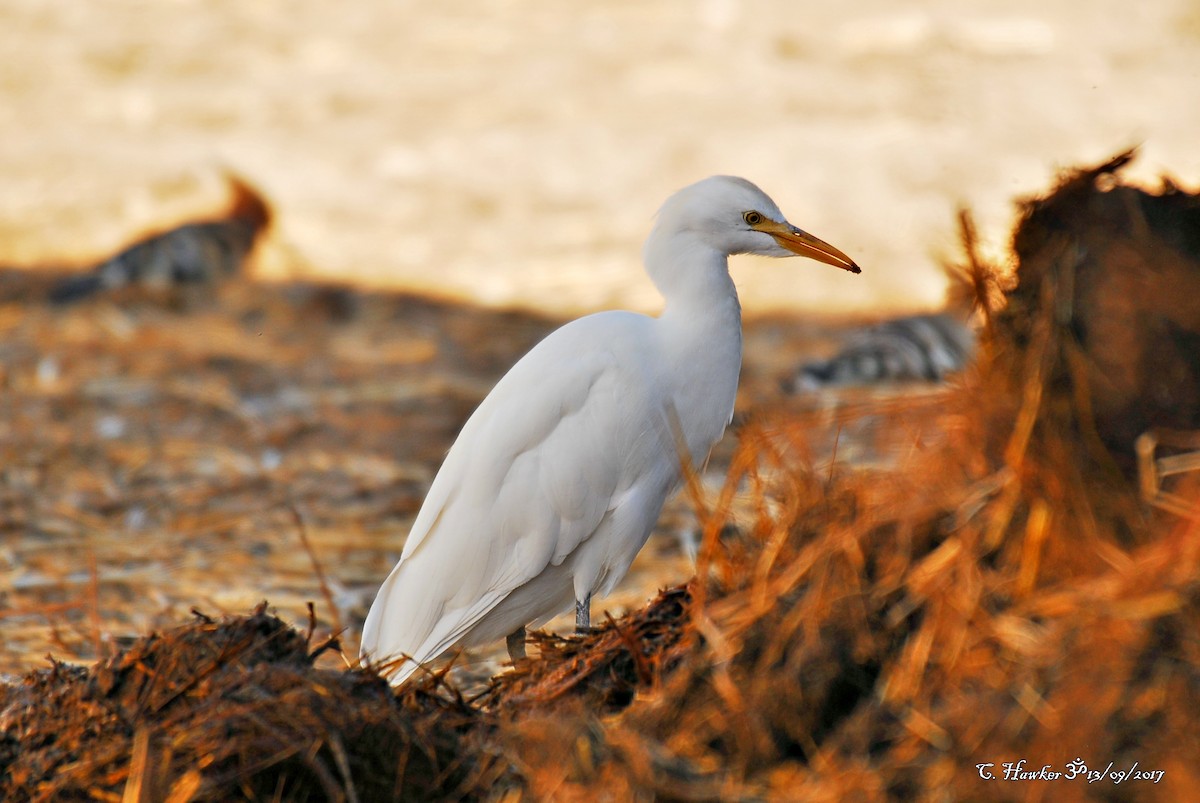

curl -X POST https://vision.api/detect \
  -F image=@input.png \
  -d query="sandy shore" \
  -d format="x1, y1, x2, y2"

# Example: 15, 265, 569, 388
2, 0, 1198, 315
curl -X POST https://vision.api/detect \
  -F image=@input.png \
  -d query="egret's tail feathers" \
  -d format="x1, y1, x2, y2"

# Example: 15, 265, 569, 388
360, 563, 511, 686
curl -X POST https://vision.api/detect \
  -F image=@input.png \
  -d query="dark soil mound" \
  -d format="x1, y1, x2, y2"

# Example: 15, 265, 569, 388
1000, 149, 1200, 465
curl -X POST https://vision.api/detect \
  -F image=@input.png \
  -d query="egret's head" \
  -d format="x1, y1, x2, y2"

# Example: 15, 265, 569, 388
656, 175, 861, 273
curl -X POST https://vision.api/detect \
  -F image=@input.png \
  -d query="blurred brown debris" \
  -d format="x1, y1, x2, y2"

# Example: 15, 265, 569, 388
0, 279, 561, 679
996, 148, 1200, 468
48, 174, 272, 305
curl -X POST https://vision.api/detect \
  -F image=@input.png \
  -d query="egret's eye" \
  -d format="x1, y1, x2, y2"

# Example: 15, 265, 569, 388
743, 211, 763, 226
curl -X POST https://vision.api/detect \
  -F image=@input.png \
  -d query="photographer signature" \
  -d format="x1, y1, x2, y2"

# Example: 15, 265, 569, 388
976, 758, 1164, 785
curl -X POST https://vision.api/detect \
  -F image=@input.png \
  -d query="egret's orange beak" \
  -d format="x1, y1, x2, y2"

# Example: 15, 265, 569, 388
753, 219, 861, 273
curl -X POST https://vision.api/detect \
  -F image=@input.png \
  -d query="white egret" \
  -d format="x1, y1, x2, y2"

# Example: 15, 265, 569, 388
361, 176, 860, 684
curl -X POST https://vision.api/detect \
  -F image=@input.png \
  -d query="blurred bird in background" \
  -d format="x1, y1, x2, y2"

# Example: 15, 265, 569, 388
792, 312, 975, 391
50, 174, 271, 304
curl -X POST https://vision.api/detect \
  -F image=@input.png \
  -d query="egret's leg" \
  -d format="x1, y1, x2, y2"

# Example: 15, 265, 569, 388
575, 593, 592, 633
506, 626, 527, 662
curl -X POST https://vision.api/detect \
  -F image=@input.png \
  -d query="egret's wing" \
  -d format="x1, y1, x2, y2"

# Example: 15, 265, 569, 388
480, 353, 638, 590
361, 313, 666, 676
402, 333, 634, 568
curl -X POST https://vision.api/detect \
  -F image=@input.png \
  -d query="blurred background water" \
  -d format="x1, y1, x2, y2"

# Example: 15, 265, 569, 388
2, 0, 1198, 315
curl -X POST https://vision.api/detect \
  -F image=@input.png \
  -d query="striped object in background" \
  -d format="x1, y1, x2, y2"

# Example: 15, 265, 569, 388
793, 313, 975, 391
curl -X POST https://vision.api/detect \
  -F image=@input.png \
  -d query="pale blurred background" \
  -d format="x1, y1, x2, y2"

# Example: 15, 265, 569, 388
2, 0, 1198, 315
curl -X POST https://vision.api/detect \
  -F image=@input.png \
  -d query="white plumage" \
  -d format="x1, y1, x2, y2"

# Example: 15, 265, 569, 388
361, 176, 860, 684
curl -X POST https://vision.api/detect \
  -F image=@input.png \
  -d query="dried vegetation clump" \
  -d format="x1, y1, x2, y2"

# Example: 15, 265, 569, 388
0, 604, 507, 801
3, 151, 1199, 800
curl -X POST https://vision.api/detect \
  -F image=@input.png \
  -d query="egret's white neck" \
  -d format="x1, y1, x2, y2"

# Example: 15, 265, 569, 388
643, 230, 741, 323
643, 228, 744, 463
